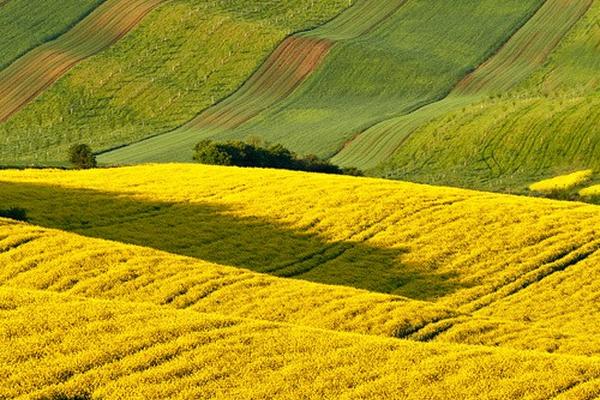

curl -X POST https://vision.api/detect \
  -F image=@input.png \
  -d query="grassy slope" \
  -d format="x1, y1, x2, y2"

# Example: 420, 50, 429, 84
0, 0, 351, 164
0, 0, 168, 124
3, 288, 600, 400
1, 164, 600, 358
374, 0, 599, 192
0, 0, 105, 70
333, 0, 593, 170
103, 0, 543, 163
220, 0, 544, 158
101, 0, 409, 163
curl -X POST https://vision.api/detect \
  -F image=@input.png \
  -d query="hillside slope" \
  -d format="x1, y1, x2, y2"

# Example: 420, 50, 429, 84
2, 214, 600, 357
333, 0, 593, 170
0, 0, 167, 124
0, 0, 351, 164
102, 0, 544, 163
3, 288, 599, 400
374, 0, 599, 192
0, 0, 104, 70
1, 164, 600, 358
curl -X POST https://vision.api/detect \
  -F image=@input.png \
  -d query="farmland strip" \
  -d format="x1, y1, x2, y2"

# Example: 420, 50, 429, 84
99, 0, 409, 163
4, 287, 600, 399
0, 0, 166, 123
333, 0, 592, 170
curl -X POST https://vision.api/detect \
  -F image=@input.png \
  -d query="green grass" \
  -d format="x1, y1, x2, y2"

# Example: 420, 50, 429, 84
373, 0, 599, 193
333, 0, 593, 170
102, 0, 544, 164
199, 0, 542, 155
0, 0, 104, 70
0, 0, 352, 164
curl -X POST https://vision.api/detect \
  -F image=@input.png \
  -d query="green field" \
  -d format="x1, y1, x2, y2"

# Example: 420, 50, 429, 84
373, 0, 599, 193
333, 0, 593, 171
0, 0, 104, 70
0, 0, 351, 164
102, 0, 544, 163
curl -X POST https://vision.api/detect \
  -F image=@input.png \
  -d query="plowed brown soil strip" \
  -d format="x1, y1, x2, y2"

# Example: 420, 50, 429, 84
0, 0, 165, 122
455, 0, 592, 94
187, 36, 332, 131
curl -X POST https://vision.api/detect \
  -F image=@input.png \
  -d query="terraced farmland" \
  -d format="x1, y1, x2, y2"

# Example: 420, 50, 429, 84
1, 165, 600, 397
103, 0, 545, 163
373, 0, 599, 192
0, 0, 352, 163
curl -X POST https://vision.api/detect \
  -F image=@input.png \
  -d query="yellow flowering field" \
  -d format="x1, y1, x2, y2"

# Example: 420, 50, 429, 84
529, 169, 593, 193
1, 164, 600, 397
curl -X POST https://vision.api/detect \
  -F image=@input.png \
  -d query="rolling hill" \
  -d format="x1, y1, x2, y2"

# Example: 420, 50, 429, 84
0, 0, 352, 163
1, 165, 600, 397
373, 0, 599, 193
101, 0, 545, 163
0, 0, 596, 201
1, 0, 599, 397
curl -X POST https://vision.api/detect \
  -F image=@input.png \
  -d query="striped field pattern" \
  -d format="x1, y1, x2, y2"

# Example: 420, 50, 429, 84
371, 0, 598, 191
0, 0, 352, 164
333, 0, 593, 170
100, 0, 543, 163
0, 0, 165, 123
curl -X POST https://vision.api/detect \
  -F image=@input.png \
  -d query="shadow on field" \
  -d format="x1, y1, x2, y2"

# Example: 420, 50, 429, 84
0, 181, 467, 300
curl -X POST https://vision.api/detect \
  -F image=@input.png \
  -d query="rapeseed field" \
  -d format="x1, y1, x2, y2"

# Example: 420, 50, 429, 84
0, 164, 599, 397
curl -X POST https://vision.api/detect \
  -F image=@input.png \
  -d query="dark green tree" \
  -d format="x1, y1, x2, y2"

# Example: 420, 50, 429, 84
68, 144, 97, 169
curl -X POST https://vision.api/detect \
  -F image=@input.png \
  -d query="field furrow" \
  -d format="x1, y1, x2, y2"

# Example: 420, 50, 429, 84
372, 0, 599, 191
3, 288, 600, 399
334, 0, 592, 170
0, 0, 165, 123
0, 0, 353, 164
100, 0, 543, 164
0, 0, 105, 71
99, 0, 408, 163
1, 165, 600, 357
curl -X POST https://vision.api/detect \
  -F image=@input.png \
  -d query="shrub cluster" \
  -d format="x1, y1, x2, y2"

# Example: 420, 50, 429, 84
0, 207, 28, 222
68, 144, 96, 169
193, 140, 363, 176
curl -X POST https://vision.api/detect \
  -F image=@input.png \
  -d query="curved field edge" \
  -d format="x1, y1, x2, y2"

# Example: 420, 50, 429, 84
0, 0, 354, 164
205, 0, 545, 159
98, 0, 408, 164
370, 0, 599, 190
3, 215, 600, 357
0, 0, 106, 71
100, 0, 544, 164
333, 0, 592, 170
1, 164, 600, 356
3, 288, 600, 400
0, 0, 166, 123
